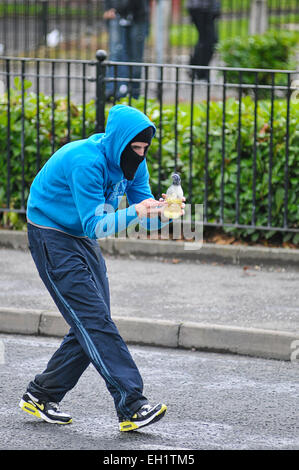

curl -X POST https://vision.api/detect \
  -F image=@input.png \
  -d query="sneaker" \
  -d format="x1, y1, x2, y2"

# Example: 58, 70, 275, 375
119, 403, 167, 432
19, 392, 72, 425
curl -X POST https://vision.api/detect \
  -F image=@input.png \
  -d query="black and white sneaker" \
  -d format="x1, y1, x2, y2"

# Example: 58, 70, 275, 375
19, 392, 72, 424
119, 403, 167, 432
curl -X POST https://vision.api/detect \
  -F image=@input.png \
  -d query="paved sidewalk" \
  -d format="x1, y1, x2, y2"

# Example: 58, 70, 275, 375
0, 236, 299, 361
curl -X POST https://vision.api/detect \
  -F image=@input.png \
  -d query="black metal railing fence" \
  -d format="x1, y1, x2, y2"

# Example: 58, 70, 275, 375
0, 53, 298, 239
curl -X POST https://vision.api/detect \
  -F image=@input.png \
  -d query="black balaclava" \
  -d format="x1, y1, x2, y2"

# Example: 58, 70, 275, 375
120, 126, 153, 180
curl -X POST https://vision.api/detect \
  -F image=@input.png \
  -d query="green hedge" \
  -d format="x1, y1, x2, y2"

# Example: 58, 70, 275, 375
217, 31, 298, 96
0, 79, 298, 244
0, 78, 96, 226
141, 97, 299, 244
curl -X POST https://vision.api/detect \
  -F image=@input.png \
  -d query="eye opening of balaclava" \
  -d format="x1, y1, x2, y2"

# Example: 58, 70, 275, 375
120, 126, 153, 181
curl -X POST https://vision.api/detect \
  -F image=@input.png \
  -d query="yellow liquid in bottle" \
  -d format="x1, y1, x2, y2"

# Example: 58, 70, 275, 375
164, 197, 182, 219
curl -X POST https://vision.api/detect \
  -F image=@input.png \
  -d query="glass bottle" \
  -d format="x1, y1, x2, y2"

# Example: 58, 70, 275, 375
164, 173, 184, 219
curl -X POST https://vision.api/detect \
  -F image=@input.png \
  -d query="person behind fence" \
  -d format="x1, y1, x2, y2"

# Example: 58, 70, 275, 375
103, 0, 150, 100
19, 104, 184, 432
187, 0, 221, 80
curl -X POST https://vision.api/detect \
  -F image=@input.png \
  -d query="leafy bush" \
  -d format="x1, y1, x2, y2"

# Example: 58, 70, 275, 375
132, 96, 299, 245
217, 31, 298, 95
0, 78, 96, 228
0, 80, 298, 245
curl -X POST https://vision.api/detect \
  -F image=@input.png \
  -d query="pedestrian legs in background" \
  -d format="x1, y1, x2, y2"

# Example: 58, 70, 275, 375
104, 7, 149, 101
105, 17, 126, 100
119, 20, 148, 99
188, 8, 219, 80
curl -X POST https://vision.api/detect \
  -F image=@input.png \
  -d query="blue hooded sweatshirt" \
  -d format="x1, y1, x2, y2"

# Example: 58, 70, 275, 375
27, 105, 164, 239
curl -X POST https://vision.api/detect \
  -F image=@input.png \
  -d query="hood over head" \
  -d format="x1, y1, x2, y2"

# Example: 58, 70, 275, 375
102, 105, 156, 179
120, 126, 154, 180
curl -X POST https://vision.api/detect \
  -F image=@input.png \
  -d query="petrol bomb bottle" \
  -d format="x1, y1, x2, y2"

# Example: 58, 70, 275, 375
163, 173, 184, 219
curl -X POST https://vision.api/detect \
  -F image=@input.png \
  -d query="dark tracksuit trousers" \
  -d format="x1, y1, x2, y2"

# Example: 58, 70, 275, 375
26, 223, 148, 419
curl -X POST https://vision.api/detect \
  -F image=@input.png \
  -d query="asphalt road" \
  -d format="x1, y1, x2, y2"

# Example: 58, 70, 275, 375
1, 248, 299, 333
1, 333, 298, 452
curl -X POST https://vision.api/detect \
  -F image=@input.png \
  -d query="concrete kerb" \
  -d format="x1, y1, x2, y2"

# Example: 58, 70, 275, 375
1, 230, 299, 361
99, 237, 299, 268
1, 229, 299, 268
0, 308, 298, 362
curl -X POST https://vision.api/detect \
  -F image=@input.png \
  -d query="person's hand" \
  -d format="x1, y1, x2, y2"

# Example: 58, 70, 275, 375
159, 194, 186, 220
103, 8, 116, 20
135, 198, 168, 219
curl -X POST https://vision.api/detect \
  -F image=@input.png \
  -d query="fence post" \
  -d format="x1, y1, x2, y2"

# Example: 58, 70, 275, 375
249, 0, 268, 35
154, 0, 171, 64
95, 49, 107, 133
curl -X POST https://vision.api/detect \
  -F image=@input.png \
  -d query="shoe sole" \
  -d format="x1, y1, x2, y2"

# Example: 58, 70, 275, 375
119, 404, 167, 432
19, 399, 72, 425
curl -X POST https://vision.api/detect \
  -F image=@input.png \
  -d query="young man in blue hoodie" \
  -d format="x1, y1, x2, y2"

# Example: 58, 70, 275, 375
19, 105, 183, 431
